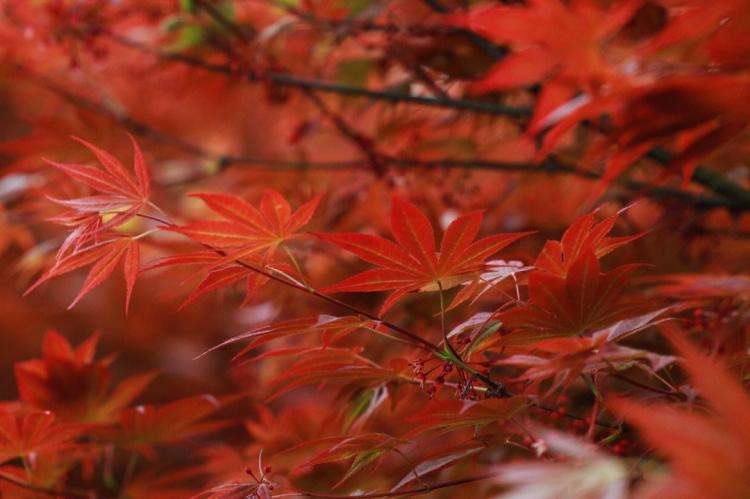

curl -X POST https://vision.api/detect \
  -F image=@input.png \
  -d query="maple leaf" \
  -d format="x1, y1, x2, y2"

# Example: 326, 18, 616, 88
44, 135, 151, 245
161, 190, 321, 306
495, 308, 675, 394
610, 73, 750, 181
197, 315, 378, 361
499, 247, 648, 344
14, 330, 155, 423
144, 250, 262, 308
244, 402, 336, 453
27, 136, 152, 312
390, 447, 483, 492
0, 409, 82, 465
448, 259, 532, 310
645, 0, 750, 67
456, 0, 643, 127
317, 197, 530, 314
481, 2, 750, 191
267, 347, 402, 402
497, 212, 651, 344
166, 190, 321, 261
533, 73, 750, 190
104, 395, 231, 456
610, 326, 750, 498
492, 429, 628, 499
407, 397, 529, 436
296, 433, 406, 488
534, 211, 644, 277
25, 237, 142, 312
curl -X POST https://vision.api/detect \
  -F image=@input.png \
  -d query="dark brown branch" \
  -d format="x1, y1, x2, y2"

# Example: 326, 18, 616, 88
135, 212, 442, 354
647, 148, 750, 209
610, 372, 685, 400
194, 0, 255, 42
301, 88, 389, 174
284, 3, 506, 61
103, 33, 750, 210
137, 212, 627, 431
0, 470, 95, 498
105, 33, 529, 118
22, 64, 746, 213
286, 472, 496, 498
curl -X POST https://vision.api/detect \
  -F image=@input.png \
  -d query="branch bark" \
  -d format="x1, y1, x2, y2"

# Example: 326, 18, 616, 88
285, 472, 496, 498
21, 65, 749, 213
105, 33, 531, 118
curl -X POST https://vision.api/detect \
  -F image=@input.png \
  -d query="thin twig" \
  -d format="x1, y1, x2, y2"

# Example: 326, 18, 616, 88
282, 472, 497, 498
104, 32, 530, 118
610, 372, 685, 400
0, 470, 95, 499
647, 148, 750, 208
195, 0, 255, 42
302, 88, 389, 174
136, 212, 441, 353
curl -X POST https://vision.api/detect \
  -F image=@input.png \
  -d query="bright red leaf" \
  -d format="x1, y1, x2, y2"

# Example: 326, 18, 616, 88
160, 190, 321, 306
317, 197, 530, 314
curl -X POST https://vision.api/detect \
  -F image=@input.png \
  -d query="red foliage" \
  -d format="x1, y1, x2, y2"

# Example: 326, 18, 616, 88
0, 0, 749, 497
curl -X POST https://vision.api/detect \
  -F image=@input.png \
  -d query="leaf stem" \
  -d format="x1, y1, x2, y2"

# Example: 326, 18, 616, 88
135, 212, 440, 353
279, 472, 497, 498
0, 470, 97, 498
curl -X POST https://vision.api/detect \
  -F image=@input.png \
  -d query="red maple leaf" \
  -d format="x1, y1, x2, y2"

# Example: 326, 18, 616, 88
166, 190, 321, 261
14, 330, 155, 423
497, 212, 650, 343
26, 136, 152, 312
104, 395, 231, 457
44, 135, 151, 244
533, 73, 750, 191
159, 189, 322, 306
534, 211, 644, 277
610, 326, 750, 498
26, 237, 141, 312
456, 0, 643, 127
317, 197, 530, 314
645, 0, 750, 67
0, 409, 83, 465
499, 248, 647, 343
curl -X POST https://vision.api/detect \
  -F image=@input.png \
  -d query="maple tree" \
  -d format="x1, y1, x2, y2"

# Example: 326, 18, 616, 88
0, 0, 749, 498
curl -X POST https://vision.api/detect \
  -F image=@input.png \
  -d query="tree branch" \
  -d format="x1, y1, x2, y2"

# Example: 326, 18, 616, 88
648, 148, 750, 209
0, 470, 94, 499
103, 32, 750, 210
21, 64, 747, 213
283, 472, 496, 498
283, 2, 506, 61
104, 33, 530, 118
